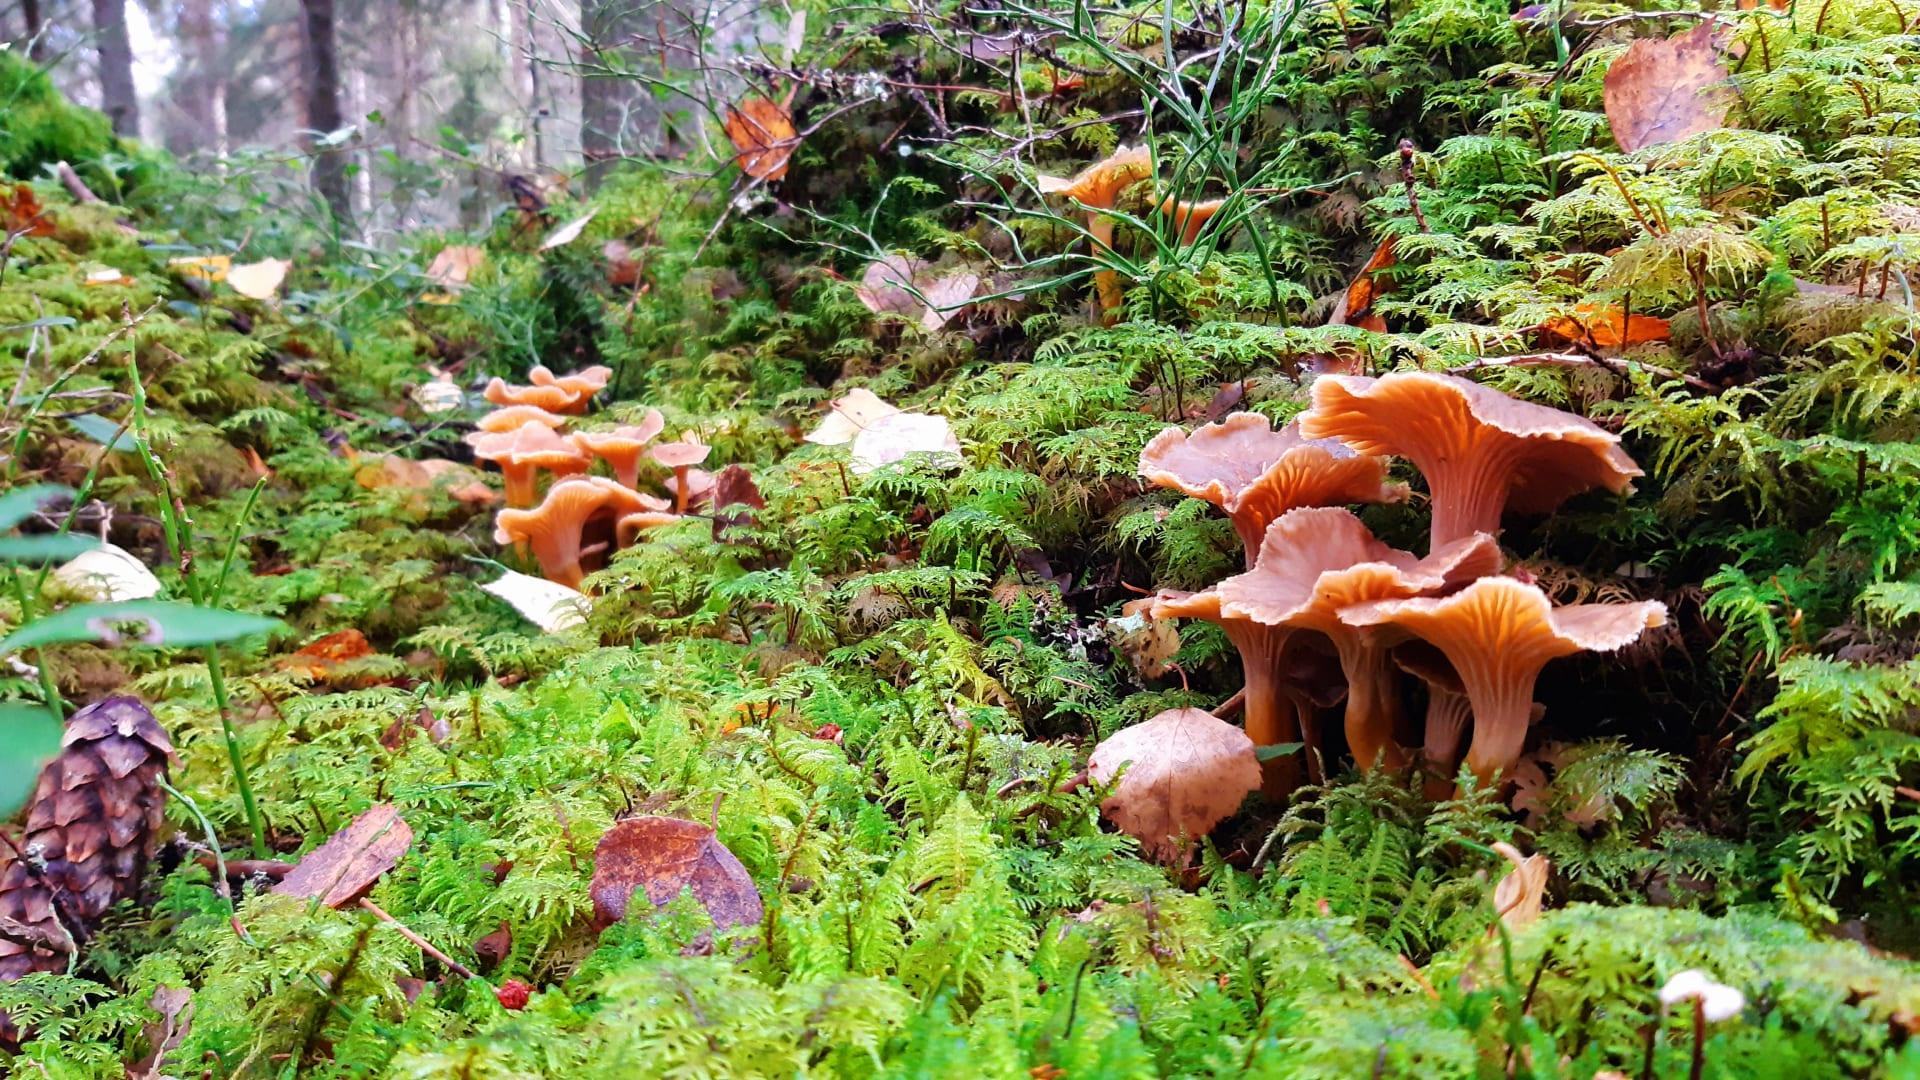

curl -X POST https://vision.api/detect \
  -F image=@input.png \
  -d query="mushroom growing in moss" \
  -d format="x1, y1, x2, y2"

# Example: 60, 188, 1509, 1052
470, 424, 591, 508
1140, 413, 1407, 567
1394, 641, 1474, 797
1340, 576, 1667, 784
483, 377, 582, 414
1216, 507, 1501, 773
475, 405, 569, 435
573, 410, 666, 488
1300, 372, 1641, 548
528, 364, 613, 413
1159, 194, 1227, 246
651, 438, 713, 512
1039, 144, 1153, 320
494, 477, 657, 588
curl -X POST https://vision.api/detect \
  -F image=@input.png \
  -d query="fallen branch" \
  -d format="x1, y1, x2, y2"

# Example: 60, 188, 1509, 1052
53, 161, 100, 204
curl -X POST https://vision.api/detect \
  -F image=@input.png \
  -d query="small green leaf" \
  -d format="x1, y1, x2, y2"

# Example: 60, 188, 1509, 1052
0, 600, 282, 654
1254, 742, 1304, 762
66, 413, 136, 451
0, 703, 62, 818
0, 484, 73, 531
0, 533, 98, 563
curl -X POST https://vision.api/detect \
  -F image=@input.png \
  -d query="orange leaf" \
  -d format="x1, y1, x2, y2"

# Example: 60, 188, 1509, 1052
1330, 236, 1396, 331
274, 804, 413, 908
724, 97, 797, 182
2, 184, 53, 237
1540, 303, 1671, 349
1602, 24, 1732, 153
280, 628, 376, 679
589, 816, 764, 931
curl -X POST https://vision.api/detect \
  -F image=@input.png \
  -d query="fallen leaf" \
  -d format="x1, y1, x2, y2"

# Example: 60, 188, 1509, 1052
918, 271, 980, 332
849, 411, 963, 475
724, 97, 798, 182
1329, 236, 1395, 332
1087, 707, 1260, 863
275, 804, 414, 908
1603, 24, 1732, 153
1203, 380, 1247, 421
604, 239, 643, 287
540, 209, 596, 250
710, 463, 765, 540
1491, 840, 1550, 932
83, 266, 134, 287
239, 446, 272, 477
473, 920, 513, 970
589, 816, 764, 931
1539, 303, 1672, 348
853, 255, 929, 316
168, 253, 232, 283
804, 387, 901, 446
228, 257, 291, 300
353, 455, 487, 495
410, 376, 465, 414
1, 183, 52, 237
1106, 610, 1180, 680
52, 543, 161, 602
128, 985, 194, 1080
480, 569, 590, 632
425, 245, 486, 293
280, 628, 375, 679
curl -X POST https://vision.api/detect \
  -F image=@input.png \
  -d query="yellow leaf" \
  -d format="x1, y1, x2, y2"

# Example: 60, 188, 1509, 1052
168, 254, 231, 283
228, 257, 290, 300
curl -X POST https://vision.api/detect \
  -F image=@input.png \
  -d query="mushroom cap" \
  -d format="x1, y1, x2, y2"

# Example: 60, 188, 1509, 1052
1300, 372, 1641, 516
476, 405, 569, 434
1216, 507, 1501, 633
1038, 144, 1153, 207
650, 438, 712, 469
471, 423, 590, 473
616, 510, 685, 546
1393, 640, 1466, 696
1140, 413, 1407, 519
494, 477, 659, 546
1339, 575, 1667, 671
573, 415, 666, 457
1159, 195, 1228, 244
530, 364, 614, 397
484, 377, 582, 413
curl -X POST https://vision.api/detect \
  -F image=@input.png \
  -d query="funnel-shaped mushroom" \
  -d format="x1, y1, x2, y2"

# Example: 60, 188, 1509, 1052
494, 477, 657, 588
484, 376, 582, 414
665, 466, 716, 510
528, 364, 613, 412
574, 410, 666, 488
470, 424, 591, 508
1300, 372, 1641, 548
1040, 145, 1153, 319
616, 508, 684, 547
651, 438, 713, 513
1160, 195, 1226, 246
1394, 641, 1473, 797
1216, 508, 1501, 773
1340, 577, 1666, 784
476, 405, 568, 435
1140, 413, 1407, 567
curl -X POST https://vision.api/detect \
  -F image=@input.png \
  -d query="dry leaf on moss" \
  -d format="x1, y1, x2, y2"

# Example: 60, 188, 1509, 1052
850, 412, 962, 474
1603, 24, 1732, 153
724, 97, 797, 182
53, 543, 161, 602
1491, 840, 1550, 932
168, 254, 231, 283
228, 257, 291, 300
1088, 707, 1260, 863
275, 804, 413, 908
424, 245, 486, 296
1329, 236, 1396, 332
1540, 303, 1671, 349
590, 816, 764, 931
481, 569, 590, 632
280, 628, 376, 679
1106, 609, 1179, 679
805, 387, 901, 446
541, 210, 596, 250
2, 183, 53, 237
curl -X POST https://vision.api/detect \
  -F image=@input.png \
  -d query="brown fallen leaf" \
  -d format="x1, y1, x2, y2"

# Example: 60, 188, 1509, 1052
275, 804, 414, 908
1491, 840, 1550, 932
724, 97, 798, 182
1603, 24, 1732, 153
280, 628, 375, 680
2, 183, 53, 237
1087, 707, 1261, 863
473, 920, 513, 971
589, 816, 763, 932
710, 463, 765, 541
424, 245, 486, 296
1329, 236, 1396, 332
1109, 600, 1180, 680
1539, 303, 1672, 349
128, 985, 193, 1080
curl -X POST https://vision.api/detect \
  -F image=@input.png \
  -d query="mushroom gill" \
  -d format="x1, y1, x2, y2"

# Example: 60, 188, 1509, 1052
1216, 507, 1501, 773
493, 477, 657, 589
1340, 576, 1667, 785
476, 405, 569, 435
1139, 413, 1407, 567
469, 424, 591, 508
1039, 144, 1153, 320
1300, 372, 1641, 548
573, 410, 666, 488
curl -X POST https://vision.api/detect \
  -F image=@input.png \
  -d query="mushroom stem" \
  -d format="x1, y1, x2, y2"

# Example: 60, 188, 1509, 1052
501, 464, 539, 509
1421, 694, 1473, 798
1459, 682, 1536, 786
1334, 640, 1406, 773
525, 527, 587, 590
1223, 622, 1306, 797
613, 461, 640, 489
670, 465, 691, 513
1087, 215, 1123, 321
1425, 442, 1522, 548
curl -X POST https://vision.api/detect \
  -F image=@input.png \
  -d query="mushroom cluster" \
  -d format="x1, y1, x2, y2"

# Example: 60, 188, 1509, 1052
1137, 373, 1667, 796
467, 366, 719, 589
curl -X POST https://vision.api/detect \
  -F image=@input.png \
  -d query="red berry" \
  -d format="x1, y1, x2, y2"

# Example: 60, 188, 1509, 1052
495, 978, 532, 1010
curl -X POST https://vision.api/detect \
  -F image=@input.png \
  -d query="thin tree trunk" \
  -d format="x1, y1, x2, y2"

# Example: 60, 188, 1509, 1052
21, 0, 43, 59
578, 0, 630, 181
91, 0, 140, 136
299, 0, 351, 222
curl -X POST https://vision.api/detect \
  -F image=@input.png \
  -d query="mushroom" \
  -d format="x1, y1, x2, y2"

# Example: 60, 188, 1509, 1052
1039, 144, 1153, 319
475, 405, 569, 435
1393, 641, 1474, 797
572, 410, 666, 488
1159, 195, 1227, 246
1216, 507, 1501, 773
650, 438, 713, 513
616, 508, 684, 547
665, 466, 716, 510
1339, 576, 1667, 784
1299, 372, 1642, 548
483, 376, 582, 414
493, 477, 658, 588
528, 364, 613, 413
470, 424, 591, 508
1139, 413, 1407, 567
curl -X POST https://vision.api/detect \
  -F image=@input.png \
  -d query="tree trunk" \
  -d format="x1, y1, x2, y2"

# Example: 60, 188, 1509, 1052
578, 0, 633, 181
91, 0, 140, 136
173, 0, 228, 158
299, 0, 351, 222
21, 0, 43, 59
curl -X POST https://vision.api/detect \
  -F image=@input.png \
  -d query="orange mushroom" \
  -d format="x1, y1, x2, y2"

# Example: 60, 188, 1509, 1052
494, 477, 658, 588
616, 507, 683, 546
1159, 194, 1227, 246
1039, 144, 1153, 320
573, 410, 666, 488
1300, 372, 1641, 548
1393, 641, 1474, 797
1139, 413, 1407, 567
651, 438, 713, 513
483, 376, 581, 414
1339, 576, 1667, 785
475, 405, 569, 435
528, 364, 614, 413
470, 424, 591, 508
665, 466, 716, 511
1216, 507, 1501, 773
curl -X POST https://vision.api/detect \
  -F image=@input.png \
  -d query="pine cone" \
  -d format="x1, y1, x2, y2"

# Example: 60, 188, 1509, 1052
1, 697, 173, 1017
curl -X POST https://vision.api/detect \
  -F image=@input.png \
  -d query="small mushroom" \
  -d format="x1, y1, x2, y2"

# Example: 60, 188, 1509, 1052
469, 424, 592, 508
528, 364, 614, 412
1339, 576, 1667, 784
1300, 372, 1641, 548
665, 466, 716, 510
483, 376, 582, 414
1039, 144, 1153, 320
651, 438, 713, 513
616, 508, 684, 547
475, 405, 569, 435
1216, 507, 1500, 773
494, 477, 659, 588
1140, 413, 1407, 567
1393, 641, 1474, 797
573, 410, 666, 488
1159, 194, 1227, 245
